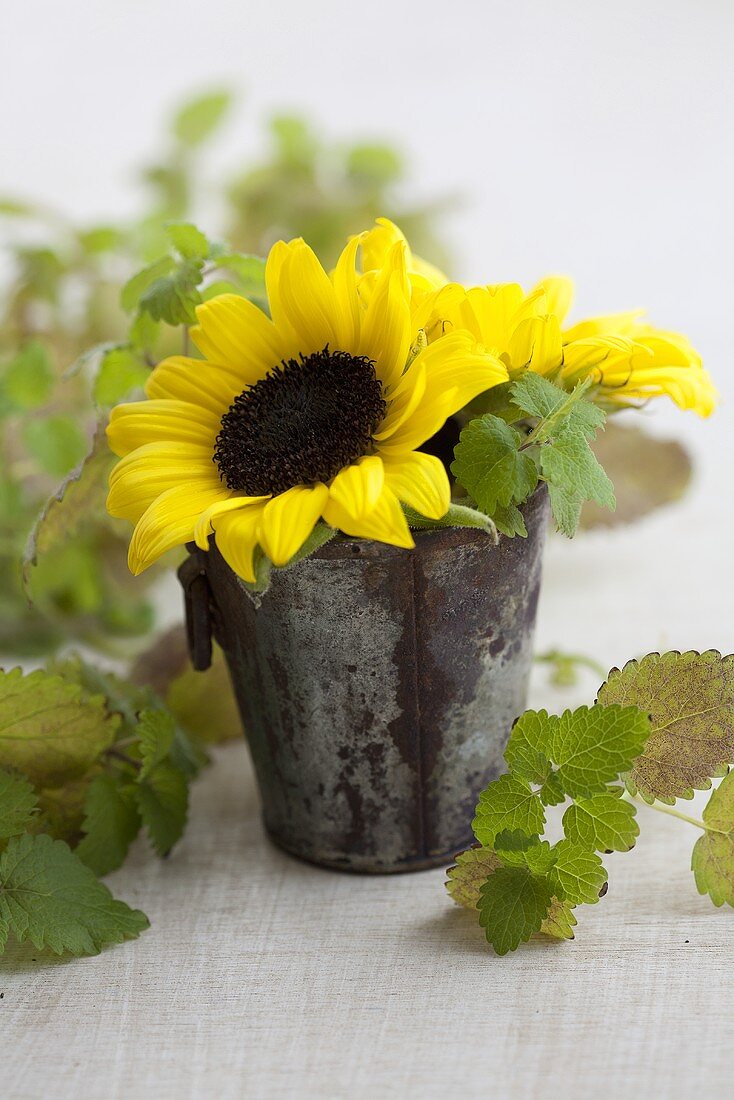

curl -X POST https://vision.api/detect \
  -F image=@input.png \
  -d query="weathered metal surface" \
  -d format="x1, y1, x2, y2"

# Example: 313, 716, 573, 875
180, 487, 549, 873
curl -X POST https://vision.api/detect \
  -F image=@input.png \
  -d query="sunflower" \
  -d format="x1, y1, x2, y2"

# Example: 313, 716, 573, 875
360, 223, 716, 417
106, 233, 508, 582
526, 275, 716, 415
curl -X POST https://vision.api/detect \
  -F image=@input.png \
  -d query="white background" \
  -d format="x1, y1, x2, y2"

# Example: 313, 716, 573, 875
3, 3, 734, 1097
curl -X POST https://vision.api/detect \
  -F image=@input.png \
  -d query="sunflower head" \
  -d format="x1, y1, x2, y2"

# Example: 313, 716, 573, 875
107, 226, 507, 582
417, 269, 717, 417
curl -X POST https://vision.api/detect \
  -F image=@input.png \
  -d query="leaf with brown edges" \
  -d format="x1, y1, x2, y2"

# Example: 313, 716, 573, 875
692, 770, 734, 907
597, 651, 734, 803
446, 846, 575, 940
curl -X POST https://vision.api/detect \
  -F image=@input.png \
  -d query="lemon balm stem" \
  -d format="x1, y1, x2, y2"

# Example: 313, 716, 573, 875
622, 791, 706, 831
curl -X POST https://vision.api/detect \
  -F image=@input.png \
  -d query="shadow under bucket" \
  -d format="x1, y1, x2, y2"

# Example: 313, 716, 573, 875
179, 486, 549, 873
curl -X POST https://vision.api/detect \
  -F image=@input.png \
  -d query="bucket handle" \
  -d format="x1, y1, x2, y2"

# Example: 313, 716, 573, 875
178, 548, 213, 671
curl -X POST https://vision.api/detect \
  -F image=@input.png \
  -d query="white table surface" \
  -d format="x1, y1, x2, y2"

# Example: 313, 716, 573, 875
4, 515, 734, 1100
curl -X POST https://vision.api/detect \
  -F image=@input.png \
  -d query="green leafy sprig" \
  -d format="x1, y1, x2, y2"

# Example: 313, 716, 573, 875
451, 373, 615, 537
0, 658, 211, 956
447, 650, 734, 955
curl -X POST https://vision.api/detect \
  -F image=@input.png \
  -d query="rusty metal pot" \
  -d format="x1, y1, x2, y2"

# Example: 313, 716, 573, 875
179, 487, 549, 873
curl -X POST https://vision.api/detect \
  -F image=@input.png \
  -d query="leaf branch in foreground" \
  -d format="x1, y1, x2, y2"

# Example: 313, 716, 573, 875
451, 373, 615, 539
447, 694, 658, 954
0, 833, 148, 956
447, 649, 734, 955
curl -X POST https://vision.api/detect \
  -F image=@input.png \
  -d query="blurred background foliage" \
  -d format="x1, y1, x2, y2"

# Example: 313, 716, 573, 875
0, 89, 450, 663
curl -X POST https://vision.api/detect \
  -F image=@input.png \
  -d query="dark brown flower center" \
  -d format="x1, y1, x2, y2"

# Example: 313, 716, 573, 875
213, 346, 386, 495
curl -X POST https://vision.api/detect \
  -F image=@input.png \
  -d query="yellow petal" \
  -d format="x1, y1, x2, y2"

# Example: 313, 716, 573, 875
375, 396, 457, 456
360, 218, 407, 274
273, 240, 340, 354
465, 284, 526, 351
193, 494, 269, 551
507, 315, 563, 377
106, 399, 219, 457
146, 356, 244, 415
264, 240, 297, 344
108, 442, 220, 522
359, 242, 411, 390
410, 253, 449, 291
331, 233, 364, 348
128, 484, 229, 574
382, 452, 450, 519
531, 276, 574, 325
559, 335, 643, 386
419, 332, 508, 413
259, 484, 329, 566
361, 217, 448, 290
635, 329, 702, 368
563, 310, 646, 343
373, 360, 427, 441
190, 294, 283, 380
329, 455, 384, 519
212, 502, 267, 583
323, 485, 414, 549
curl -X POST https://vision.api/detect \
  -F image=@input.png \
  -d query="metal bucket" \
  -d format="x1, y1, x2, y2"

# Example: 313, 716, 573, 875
179, 487, 549, 873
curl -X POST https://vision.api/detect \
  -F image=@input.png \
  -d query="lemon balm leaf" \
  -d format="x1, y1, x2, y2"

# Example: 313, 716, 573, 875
75, 775, 141, 877
0, 668, 118, 788
540, 896, 577, 941
540, 431, 615, 512
3, 340, 54, 410
504, 704, 650, 800
562, 789, 639, 852
135, 762, 188, 857
172, 90, 232, 147
121, 256, 176, 312
548, 705, 651, 799
0, 768, 38, 838
493, 830, 558, 873
692, 771, 734, 907
212, 252, 267, 300
93, 347, 149, 407
511, 373, 605, 440
451, 415, 538, 516
165, 222, 210, 260
546, 482, 583, 538
490, 501, 528, 538
549, 839, 608, 905
504, 709, 554, 784
478, 866, 555, 955
472, 774, 545, 846
136, 709, 176, 780
446, 846, 576, 943
509, 374, 614, 536
0, 833, 148, 956
138, 259, 205, 326
598, 651, 734, 803
446, 846, 502, 909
